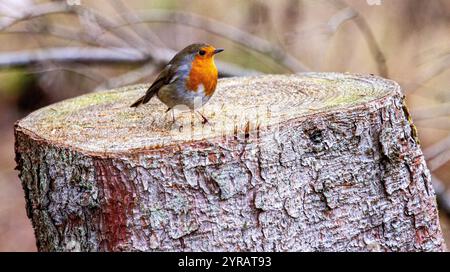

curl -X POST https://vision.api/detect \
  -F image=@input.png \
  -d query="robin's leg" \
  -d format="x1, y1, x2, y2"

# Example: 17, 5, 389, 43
195, 111, 209, 124
167, 108, 184, 131
167, 108, 181, 130
171, 109, 175, 124
165, 107, 175, 123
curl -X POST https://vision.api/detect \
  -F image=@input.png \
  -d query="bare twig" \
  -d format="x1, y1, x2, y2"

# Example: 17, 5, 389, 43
94, 55, 262, 91
0, 1, 152, 53
28, 64, 108, 83
330, 1, 389, 78
428, 148, 450, 171
0, 1, 262, 84
411, 103, 450, 120
283, 8, 356, 48
0, 0, 29, 18
327, 7, 357, 33
74, 8, 131, 49
72, 5, 150, 54
93, 47, 262, 90
4, 22, 148, 51
416, 46, 450, 67
416, 119, 450, 131
352, 16, 388, 77
0, 2, 71, 31
411, 53, 450, 92
111, 9, 310, 72
109, 0, 165, 50
432, 175, 450, 216
3, 26, 106, 47
95, 62, 157, 91
0, 45, 259, 77
216, 61, 263, 77
0, 2, 144, 51
0, 47, 147, 67
424, 135, 450, 160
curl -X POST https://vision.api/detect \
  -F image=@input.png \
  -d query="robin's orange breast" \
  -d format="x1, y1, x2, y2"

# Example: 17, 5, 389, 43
185, 56, 218, 96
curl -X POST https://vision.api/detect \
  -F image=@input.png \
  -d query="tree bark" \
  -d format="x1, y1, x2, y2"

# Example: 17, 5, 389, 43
14, 73, 446, 251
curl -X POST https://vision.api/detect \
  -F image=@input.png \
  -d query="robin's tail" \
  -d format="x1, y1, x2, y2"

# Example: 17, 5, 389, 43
130, 86, 158, 108
130, 96, 145, 108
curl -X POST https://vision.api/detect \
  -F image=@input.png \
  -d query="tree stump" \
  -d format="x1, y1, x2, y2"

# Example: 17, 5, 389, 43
15, 73, 446, 252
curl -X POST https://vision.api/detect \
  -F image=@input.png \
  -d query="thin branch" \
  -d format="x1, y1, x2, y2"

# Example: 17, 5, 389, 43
283, 9, 356, 47
216, 61, 263, 77
0, 2, 151, 54
109, 0, 165, 50
0, 2, 71, 31
72, 5, 149, 54
352, 16, 388, 77
112, 9, 310, 72
0, 1, 145, 54
0, 3, 261, 78
411, 53, 450, 92
3, 22, 142, 52
0, 47, 147, 67
416, 46, 450, 67
415, 119, 450, 131
429, 149, 450, 171
0, 45, 260, 79
28, 65, 108, 83
95, 54, 263, 91
94, 49, 262, 91
0, 0, 27, 18
432, 175, 450, 217
327, 7, 357, 33
95, 62, 157, 91
424, 135, 450, 160
330, 1, 389, 78
411, 103, 450, 120
3, 26, 101, 47
129, 45, 261, 76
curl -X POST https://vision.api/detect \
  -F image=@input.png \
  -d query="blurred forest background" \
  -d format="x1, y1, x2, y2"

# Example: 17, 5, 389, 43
0, 0, 449, 251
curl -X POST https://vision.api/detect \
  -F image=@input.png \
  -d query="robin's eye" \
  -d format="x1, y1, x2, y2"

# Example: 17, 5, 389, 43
198, 50, 206, 56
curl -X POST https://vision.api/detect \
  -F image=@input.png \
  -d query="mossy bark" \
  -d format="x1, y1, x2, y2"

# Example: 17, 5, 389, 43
15, 73, 446, 251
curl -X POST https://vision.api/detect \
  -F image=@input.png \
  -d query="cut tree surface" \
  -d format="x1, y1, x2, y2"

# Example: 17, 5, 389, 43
15, 73, 446, 251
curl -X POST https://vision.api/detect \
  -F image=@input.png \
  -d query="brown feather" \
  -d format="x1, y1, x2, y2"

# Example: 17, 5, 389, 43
130, 65, 175, 107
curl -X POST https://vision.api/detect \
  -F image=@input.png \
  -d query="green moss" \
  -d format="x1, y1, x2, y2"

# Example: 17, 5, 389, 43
402, 101, 421, 144
0, 69, 34, 97
326, 95, 358, 106
64, 91, 122, 109
116, 110, 144, 122
304, 77, 334, 85
325, 91, 368, 107
148, 0, 177, 9
243, 221, 249, 229
39, 91, 123, 125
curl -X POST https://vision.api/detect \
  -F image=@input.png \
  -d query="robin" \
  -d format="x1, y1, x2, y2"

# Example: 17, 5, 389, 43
130, 43, 224, 124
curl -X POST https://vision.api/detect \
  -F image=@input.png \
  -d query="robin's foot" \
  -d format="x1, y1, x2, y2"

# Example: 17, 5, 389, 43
196, 111, 209, 125
169, 120, 183, 132
166, 108, 181, 130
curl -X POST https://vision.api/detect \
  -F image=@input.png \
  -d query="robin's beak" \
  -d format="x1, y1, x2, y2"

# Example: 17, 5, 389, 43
213, 48, 224, 54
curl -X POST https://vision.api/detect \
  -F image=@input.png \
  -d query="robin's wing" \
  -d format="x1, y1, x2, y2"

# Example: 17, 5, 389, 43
130, 64, 176, 108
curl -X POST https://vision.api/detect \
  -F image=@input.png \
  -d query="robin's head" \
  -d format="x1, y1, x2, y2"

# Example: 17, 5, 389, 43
174, 43, 224, 64
194, 44, 224, 60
